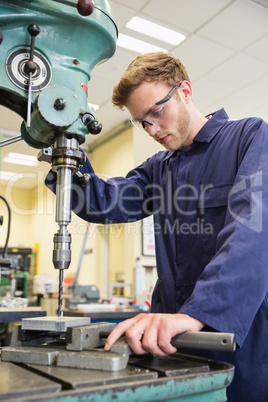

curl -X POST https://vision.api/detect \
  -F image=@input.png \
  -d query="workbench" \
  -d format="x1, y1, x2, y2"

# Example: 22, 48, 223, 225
63, 308, 143, 324
0, 307, 46, 322
0, 350, 234, 401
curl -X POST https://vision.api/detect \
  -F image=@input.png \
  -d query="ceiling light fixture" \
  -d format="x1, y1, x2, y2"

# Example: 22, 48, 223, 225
3, 152, 38, 167
117, 33, 167, 54
126, 17, 186, 46
0, 171, 23, 181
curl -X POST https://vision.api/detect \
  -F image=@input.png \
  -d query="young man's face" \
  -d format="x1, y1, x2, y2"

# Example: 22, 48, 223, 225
127, 81, 193, 151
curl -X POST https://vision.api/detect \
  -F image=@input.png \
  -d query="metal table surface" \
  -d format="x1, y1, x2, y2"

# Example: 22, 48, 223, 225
0, 350, 234, 402
0, 307, 46, 323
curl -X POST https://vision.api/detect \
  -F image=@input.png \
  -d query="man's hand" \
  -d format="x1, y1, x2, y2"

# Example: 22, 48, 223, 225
104, 313, 204, 356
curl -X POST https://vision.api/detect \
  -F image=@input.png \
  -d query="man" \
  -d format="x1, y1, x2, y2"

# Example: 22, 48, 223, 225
46, 52, 268, 401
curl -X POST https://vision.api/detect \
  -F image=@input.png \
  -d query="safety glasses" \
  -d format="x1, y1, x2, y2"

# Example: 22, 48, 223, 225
130, 82, 182, 132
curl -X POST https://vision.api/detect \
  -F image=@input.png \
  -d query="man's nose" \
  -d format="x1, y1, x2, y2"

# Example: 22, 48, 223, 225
147, 122, 160, 137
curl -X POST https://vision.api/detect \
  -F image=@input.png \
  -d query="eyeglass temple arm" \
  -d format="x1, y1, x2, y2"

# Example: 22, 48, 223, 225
155, 82, 182, 105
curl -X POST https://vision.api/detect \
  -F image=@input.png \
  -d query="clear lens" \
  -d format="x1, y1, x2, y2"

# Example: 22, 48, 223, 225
130, 85, 177, 132
130, 118, 146, 131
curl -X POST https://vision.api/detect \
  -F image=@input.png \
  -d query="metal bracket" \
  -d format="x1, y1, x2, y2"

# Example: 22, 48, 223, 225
1, 321, 131, 371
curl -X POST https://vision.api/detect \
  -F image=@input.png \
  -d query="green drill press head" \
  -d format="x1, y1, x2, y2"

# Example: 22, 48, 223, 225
0, 0, 118, 148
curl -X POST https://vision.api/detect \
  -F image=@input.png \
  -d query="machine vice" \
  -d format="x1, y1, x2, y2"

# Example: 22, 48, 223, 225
1, 317, 236, 371
1, 320, 132, 371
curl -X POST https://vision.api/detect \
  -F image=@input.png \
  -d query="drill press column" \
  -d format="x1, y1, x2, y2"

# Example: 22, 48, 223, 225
53, 168, 72, 317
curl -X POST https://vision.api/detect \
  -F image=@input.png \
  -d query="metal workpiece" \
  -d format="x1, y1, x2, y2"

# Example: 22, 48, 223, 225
21, 316, 91, 332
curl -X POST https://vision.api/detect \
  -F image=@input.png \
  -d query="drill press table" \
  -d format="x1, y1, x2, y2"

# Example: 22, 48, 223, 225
0, 351, 234, 402
0, 318, 235, 401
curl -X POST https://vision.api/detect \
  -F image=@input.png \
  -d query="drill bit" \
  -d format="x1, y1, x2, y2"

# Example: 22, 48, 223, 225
57, 269, 64, 318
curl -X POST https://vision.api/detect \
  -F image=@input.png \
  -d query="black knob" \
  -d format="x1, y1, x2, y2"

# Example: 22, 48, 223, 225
54, 98, 66, 111
78, 173, 92, 187
24, 60, 37, 75
81, 113, 102, 135
87, 120, 102, 134
28, 24, 40, 38
77, 0, 95, 16
0, 30, 3, 45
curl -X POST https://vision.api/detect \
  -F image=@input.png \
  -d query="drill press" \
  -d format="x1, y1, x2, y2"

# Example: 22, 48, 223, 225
0, 0, 117, 319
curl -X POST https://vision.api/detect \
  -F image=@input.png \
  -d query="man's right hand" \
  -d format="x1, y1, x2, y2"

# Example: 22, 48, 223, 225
104, 312, 204, 356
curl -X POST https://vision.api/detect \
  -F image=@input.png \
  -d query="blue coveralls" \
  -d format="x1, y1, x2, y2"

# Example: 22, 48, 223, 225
46, 108, 268, 401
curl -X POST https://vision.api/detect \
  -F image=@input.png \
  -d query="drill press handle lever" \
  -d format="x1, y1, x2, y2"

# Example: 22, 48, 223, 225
50, 0, 95, 16
171, 331, 236, 352
25, 24, 40, 128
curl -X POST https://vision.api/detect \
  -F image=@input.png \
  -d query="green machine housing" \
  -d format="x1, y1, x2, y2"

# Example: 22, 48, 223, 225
0, 0, 118, 148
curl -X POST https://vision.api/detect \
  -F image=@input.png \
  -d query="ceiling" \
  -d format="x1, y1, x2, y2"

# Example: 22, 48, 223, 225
1, 0, 268, 188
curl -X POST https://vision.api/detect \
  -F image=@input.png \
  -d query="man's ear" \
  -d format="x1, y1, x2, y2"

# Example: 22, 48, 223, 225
180, 81, 192, 104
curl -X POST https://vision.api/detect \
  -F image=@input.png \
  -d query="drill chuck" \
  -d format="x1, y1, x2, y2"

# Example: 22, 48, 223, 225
53, 231, 71, 270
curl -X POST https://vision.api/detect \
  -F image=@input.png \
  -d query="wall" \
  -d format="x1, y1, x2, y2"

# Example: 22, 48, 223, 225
86, 126, 135, 296
132, 127, 162, 267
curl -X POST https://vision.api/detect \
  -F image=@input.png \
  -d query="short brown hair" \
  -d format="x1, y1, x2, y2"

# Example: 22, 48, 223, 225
112, 52, 190, 110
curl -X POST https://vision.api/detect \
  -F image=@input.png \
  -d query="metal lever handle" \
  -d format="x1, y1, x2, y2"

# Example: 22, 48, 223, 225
26, 24, 40, 127
51, 0, 95, 16
0, 135, 22, 148
171, 331, 236, 352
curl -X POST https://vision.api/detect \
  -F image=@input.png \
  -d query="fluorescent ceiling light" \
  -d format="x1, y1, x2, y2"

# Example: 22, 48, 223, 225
3, 152, 38, 167
117, 33, 167, 54
126, 17, 186, 46
0, 171, 23, 181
